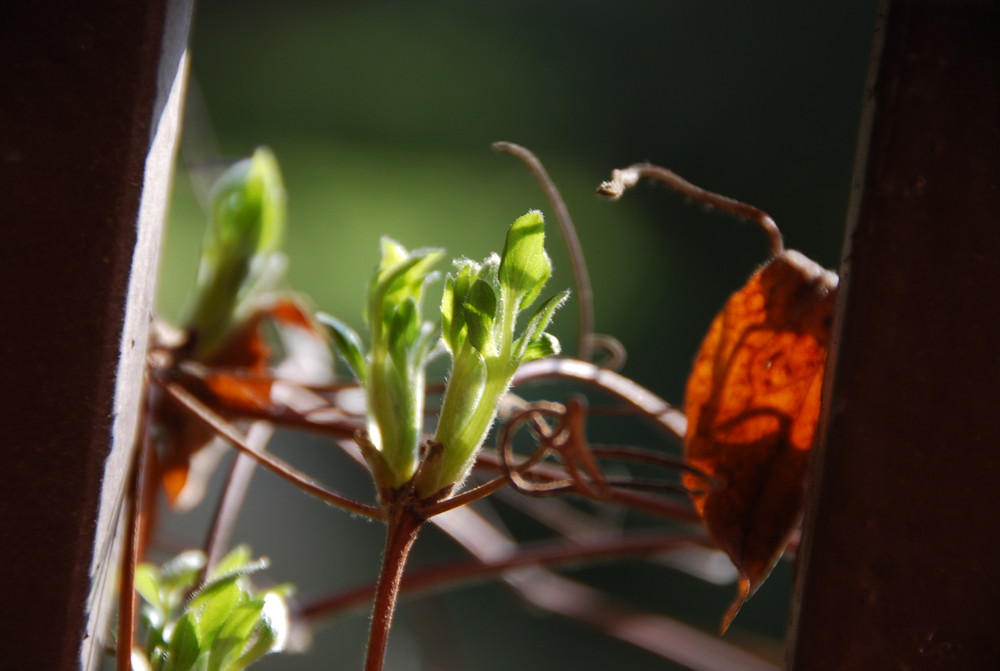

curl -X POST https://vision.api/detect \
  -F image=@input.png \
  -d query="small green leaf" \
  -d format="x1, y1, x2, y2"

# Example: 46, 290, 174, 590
317, 313, 367, 382
167, 612, 202, 671
520, 332, 562, 363
185, 148, 288, 360
208, 546, 253, 582
191, 580, 244, 647
370, 242, 444, 327
388, 297, 420, 366
514, 290, 569, 363
135, 564, 162, 612
499, 211, 551, 311
440, 275, 457, 352
228, 621, 277, 671
207, 600, 266, 671
451, 259, 478, 303
159, 551, 206, 596
462, 280, 498, 353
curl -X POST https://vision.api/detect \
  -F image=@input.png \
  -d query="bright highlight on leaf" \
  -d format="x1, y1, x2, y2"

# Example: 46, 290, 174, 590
185, 147, 288, 361
500, 210, 551, 311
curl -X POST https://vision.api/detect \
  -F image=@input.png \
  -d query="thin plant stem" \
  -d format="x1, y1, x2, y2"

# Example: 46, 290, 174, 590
433, 499, 776, 671
418, 474, 511, 517
303, 532, 706, 622
202, 421, 273, 575
170, 363, 364, 437
590, 445, 709, 480
513, 357, 688, 441
493, 141, 596, 360
117, 398, 154, 671
597, 162, 785, 257
161, 381, 383, 519
474, 450, 701, 522
364, 502, 424, 671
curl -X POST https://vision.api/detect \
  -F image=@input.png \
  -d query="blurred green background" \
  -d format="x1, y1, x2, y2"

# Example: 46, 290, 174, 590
155, 1, 877, 669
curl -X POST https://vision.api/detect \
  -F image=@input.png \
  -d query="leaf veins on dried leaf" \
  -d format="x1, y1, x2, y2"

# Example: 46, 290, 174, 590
682, 250, 837, 631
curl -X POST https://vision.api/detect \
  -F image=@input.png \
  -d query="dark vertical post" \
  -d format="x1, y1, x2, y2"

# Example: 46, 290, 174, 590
789, 1, 1000, 668
0, 1, 192, 669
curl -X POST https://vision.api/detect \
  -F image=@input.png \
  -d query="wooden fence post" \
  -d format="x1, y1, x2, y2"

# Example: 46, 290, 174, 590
0, 1, 192, 668
788, 1, 1000, 668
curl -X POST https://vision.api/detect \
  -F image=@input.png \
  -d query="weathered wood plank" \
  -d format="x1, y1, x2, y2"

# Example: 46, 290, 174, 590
0, 2, 192, 668
788, 1, 1000, 668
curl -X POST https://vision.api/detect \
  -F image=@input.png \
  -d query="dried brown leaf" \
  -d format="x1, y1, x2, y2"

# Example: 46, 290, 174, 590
682, 250, 837, 631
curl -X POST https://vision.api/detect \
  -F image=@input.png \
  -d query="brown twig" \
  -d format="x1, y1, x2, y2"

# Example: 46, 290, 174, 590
160, 381, 383, 519
590, 445, 709, 480
597, 162, 784, 257
202, 421, 272, 575
430, 504, 775, 670
303, 531, 706, 622
364, 498, 424, 671
116, 396, 154, 671
476, 449, 701, 522
513, 357, 688, 441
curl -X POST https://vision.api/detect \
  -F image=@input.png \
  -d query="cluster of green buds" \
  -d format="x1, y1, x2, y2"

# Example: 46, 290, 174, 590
321, 241, 444, 490
416, 211, 568, 496
323, 210, 567, 501
132, 546, 290, 671
183, 147, 288, 361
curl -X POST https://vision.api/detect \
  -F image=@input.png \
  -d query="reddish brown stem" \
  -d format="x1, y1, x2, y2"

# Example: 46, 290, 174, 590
597, 162, 785, 257
304, 532, 707, 622
364, 502, 424, 671
202, 422, 272, 576
117, 403, 154, 671
474, 449, 701, 522
161, 381, 383, 519
513, 357, 688, 442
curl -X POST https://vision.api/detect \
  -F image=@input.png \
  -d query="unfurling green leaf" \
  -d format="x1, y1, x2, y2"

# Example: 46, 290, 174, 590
186, 148, 289, 361
499, 210, 551, 311
134, 564, 162, 614
167, 612, 202, 671
520, 332, 562, 363
368, 238, 444, 331
206, 600, 266, 671
389, 297, 421, 367
318, 313, 367, 382
515, 290, 569, 363
192, 580, 244, 646
360, 239, 444, 488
